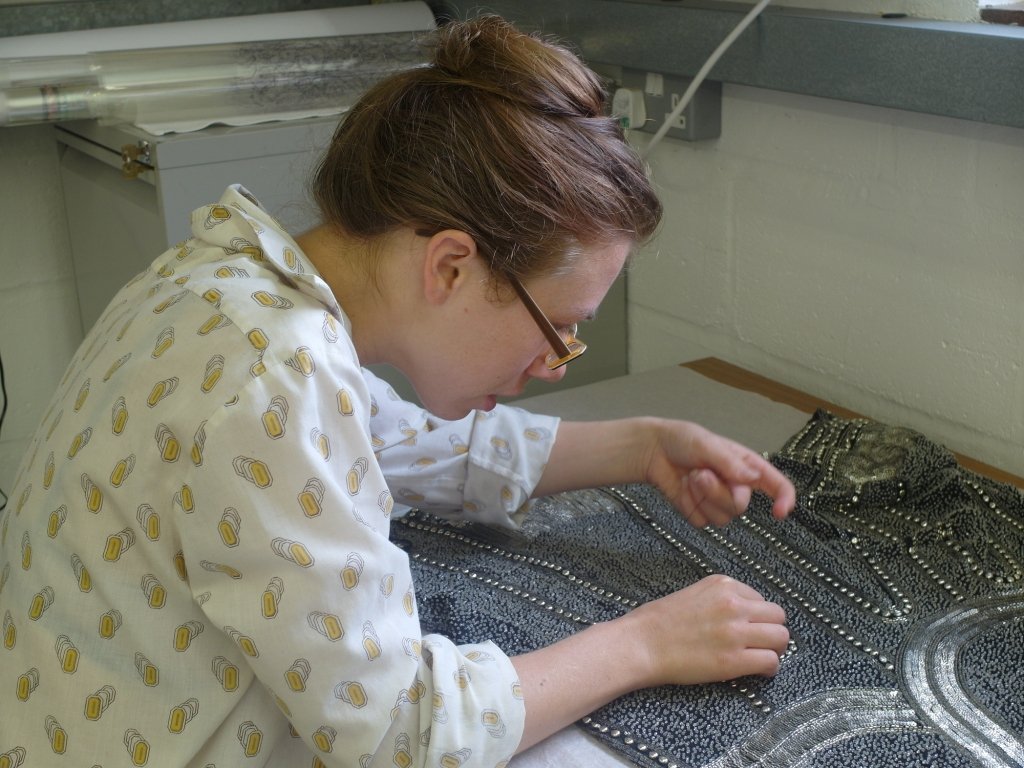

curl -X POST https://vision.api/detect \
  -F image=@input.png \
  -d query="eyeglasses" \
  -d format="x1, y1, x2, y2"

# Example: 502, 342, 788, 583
506, 274, 587, 370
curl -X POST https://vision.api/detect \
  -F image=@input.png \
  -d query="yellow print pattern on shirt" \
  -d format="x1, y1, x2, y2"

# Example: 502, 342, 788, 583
0, 188, 542, 766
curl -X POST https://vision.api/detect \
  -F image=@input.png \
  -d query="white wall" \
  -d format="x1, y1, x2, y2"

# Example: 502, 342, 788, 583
628, 84, 1024, 476
0, 125, 83, 498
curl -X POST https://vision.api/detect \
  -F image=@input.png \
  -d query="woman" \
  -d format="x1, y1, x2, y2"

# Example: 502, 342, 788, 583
0, 15, 793, 767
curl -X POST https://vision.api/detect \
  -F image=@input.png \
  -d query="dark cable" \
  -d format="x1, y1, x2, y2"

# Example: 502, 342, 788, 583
0, 351, 7, 512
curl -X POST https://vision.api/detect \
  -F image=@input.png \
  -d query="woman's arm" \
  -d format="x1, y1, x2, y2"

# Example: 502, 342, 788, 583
534, 417, 796, 526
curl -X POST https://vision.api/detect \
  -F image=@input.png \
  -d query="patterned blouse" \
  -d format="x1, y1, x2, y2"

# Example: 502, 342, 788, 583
0, 185, 559, 767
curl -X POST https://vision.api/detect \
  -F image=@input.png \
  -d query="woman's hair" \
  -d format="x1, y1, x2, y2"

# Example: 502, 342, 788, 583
311, 14, 662, 283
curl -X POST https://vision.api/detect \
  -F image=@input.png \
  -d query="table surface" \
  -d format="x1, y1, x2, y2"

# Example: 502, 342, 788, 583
680, 358, 1023, 489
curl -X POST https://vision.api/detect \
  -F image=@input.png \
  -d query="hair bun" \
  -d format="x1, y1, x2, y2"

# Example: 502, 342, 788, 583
430, 14, 496, 78
430, 15, 605, 118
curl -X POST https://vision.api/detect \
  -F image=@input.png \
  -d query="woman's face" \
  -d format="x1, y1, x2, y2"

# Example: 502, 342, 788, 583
412, 238, 631, 420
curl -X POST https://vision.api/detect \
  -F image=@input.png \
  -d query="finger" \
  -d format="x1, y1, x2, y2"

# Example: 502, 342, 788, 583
705, 440, 761, 485
679, 475, 712, 528
689, 469, 743, 525
674, 476, 707, 528
743, 457, 797, 519
770, 476, 797, 518
745, 622, 790, 656
743, 648, 784, 678
705, 446, 789, 515
729, 482, 753, 514
754, 465, 796, 518
745, 599, 787, 626
719, 451, 797, 520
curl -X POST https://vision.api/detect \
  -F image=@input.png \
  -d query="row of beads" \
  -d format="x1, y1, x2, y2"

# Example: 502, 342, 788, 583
604, 487, 715, 576
406, 550, 596, 625
580, 716, 680, 768
399, 513, 640, 609
741, 514, 910, 620
942, 537, 1021, 585
608, 488, 792, 716
967, 479, 1024, 536
907, 546, 964, 604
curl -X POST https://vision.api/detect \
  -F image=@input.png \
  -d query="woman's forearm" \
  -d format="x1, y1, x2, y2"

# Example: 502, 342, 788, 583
532, 417, 658, 498
511, 615, 652, 753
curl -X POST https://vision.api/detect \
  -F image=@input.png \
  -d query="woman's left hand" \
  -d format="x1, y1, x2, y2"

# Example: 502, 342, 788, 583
536, 417, 796, 527
642, 419, 796, 527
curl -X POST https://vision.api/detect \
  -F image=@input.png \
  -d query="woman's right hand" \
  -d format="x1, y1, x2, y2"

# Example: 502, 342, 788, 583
512, 574, 787, 753
622, 574, 789, 688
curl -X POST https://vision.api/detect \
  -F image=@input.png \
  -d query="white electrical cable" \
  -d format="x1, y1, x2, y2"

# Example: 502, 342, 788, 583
641, 0, 773, 158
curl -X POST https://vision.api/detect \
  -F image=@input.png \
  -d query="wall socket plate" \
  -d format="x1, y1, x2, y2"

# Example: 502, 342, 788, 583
620, 67, 722, 141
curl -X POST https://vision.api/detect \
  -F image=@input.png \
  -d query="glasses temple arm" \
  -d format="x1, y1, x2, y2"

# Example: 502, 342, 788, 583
507, 277, 573, 358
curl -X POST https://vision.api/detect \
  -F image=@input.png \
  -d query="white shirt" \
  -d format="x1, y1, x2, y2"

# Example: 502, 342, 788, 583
0, 186, 559, 767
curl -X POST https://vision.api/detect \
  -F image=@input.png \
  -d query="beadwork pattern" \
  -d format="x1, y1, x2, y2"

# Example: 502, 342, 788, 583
395, 411, 1024, 767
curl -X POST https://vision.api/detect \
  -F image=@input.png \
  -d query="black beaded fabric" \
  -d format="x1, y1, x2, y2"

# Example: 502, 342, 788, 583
393, 411, 1024, 768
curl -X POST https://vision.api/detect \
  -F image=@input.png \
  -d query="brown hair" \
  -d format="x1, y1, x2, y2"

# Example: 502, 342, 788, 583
311, 15, 662, 283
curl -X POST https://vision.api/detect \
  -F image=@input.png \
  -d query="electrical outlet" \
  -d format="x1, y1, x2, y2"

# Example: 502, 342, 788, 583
619, 68, 722, 141
668, 94, 688, 131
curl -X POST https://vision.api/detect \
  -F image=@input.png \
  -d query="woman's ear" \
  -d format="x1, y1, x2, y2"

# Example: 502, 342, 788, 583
421, 230, 480, 304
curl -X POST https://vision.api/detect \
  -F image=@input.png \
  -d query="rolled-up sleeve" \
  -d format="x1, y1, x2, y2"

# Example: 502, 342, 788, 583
363, 369, 559, 527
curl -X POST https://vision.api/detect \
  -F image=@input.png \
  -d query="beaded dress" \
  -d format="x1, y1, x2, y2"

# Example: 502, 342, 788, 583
397, 410, 1024, 768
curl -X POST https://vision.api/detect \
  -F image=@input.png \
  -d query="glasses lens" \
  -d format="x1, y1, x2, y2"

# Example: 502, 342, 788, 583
545, 327, 586, 370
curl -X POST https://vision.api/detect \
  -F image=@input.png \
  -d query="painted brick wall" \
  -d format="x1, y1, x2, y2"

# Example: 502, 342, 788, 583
628, 84, 1024, 475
